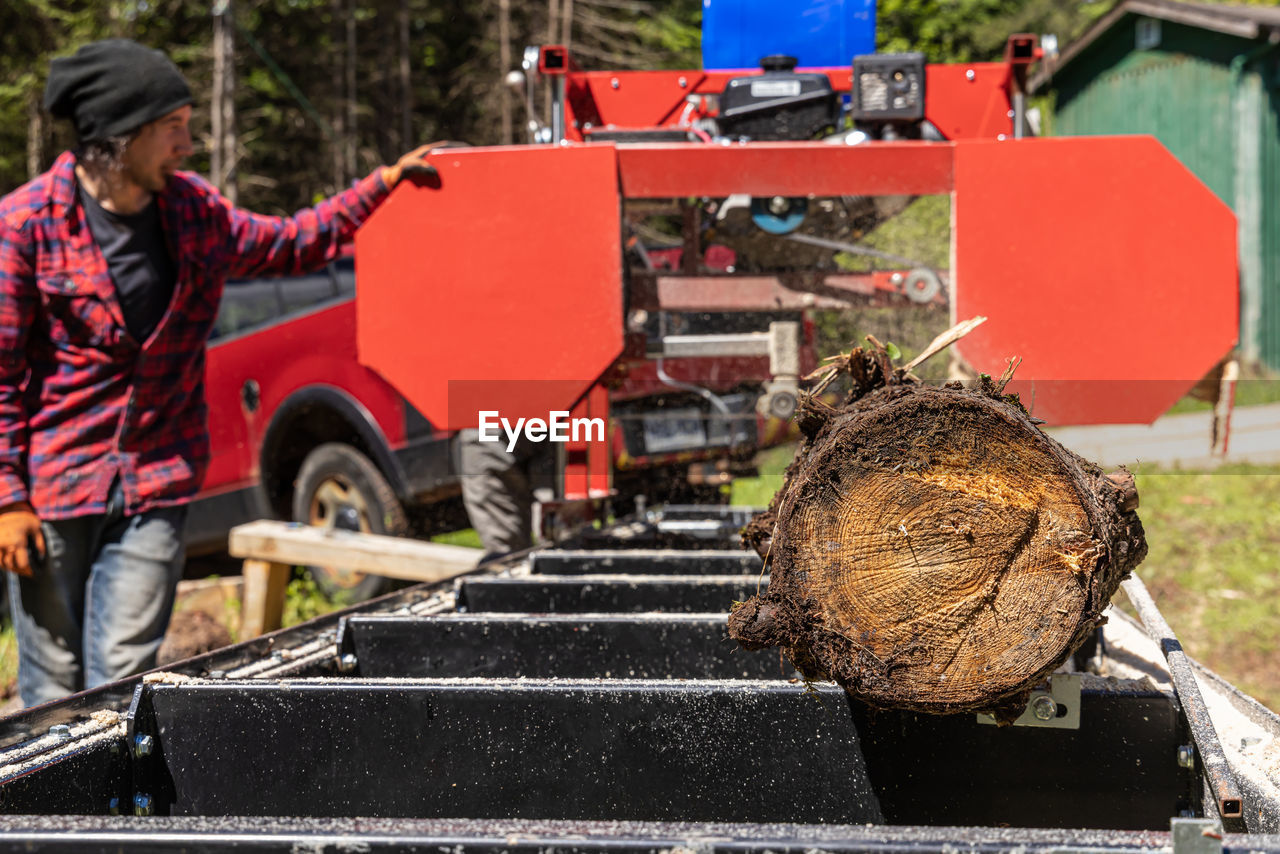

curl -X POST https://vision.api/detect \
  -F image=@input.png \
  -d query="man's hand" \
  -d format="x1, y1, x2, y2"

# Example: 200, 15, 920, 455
0, 503, 44, 577
381, 142, 453, 189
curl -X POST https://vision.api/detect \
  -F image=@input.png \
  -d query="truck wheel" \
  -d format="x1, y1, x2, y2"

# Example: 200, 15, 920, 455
293, 443, 409, 602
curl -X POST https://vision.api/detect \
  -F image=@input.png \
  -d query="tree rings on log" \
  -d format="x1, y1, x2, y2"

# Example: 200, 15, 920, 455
729, 373, 1147, 720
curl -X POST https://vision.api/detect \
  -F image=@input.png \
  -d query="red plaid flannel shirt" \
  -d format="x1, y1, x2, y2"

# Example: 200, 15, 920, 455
0, 151, 389, 520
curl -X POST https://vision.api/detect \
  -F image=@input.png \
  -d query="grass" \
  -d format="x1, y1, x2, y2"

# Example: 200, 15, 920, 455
732, 444, 1280, 713
431, 528, 484, 549
835, 194, 952, 273
1121, 463, 1280, 710
1166, 375, 1280, 414
731, 443, 797, 508
280, 571, 346, 629
0, 623, 16, 704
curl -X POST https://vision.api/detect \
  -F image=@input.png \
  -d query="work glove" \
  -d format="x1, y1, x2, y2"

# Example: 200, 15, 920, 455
0, 503, 44, 577
381, 141, 454, 188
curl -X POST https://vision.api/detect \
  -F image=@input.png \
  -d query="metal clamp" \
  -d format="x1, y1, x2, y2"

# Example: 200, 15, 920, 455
334, 616, 359, 675
123, 684, 166, 817
976, 673, 1081, 729
758, 321, 800, 420
1171, 818, 1223, 854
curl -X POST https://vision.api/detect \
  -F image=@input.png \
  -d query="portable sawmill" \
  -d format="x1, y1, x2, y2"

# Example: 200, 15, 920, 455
0, 1, 1267, 850
352, 37, 1238, 512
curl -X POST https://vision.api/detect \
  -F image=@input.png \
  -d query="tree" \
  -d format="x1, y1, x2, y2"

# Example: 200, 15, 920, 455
16, 0, 1236, 208
877, 0, 1111, 63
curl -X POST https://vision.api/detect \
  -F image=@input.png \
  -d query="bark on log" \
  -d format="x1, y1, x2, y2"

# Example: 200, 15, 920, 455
729, 343, 1147, 721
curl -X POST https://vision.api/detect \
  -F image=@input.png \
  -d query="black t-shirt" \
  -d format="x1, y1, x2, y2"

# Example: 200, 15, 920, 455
77, 183, 177, 343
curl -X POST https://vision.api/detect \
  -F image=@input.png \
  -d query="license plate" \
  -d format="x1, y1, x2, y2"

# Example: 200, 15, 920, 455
642, 408, 707, 454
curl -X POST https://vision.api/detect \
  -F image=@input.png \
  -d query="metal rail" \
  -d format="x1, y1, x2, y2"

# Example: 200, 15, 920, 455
1122, 574, 1245, 823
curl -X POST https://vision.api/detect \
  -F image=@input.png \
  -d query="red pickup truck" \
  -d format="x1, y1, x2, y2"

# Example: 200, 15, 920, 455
196, 256, 811, 598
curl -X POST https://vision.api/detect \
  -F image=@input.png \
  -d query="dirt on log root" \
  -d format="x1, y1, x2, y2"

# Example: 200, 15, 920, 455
729, 337, 1147, 721
157, 610, 233, 667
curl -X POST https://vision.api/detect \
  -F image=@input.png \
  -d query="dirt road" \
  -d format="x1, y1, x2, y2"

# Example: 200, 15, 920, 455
1049, 404, 1280, 469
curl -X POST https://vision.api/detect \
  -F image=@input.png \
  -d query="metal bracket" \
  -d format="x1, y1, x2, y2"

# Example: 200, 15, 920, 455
653, 518, 737, 538
1171, 818, 1223, 854
334, 616, 359, 674
976, 674, 1081, 730
123, 683, 170, 816
650, 332, 772, 358
758, 321, 800, 420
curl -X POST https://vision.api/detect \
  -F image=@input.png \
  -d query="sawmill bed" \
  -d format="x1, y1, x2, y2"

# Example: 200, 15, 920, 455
1, 505, 1278, 853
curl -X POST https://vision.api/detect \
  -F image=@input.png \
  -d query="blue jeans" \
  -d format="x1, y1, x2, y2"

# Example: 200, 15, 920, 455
7, 481, 187, 708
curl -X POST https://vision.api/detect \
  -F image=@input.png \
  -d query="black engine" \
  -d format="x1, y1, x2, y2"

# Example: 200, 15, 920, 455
716, 55, 839, 141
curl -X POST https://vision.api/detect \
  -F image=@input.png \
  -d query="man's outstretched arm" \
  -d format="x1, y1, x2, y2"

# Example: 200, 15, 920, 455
222, 143, 445, 280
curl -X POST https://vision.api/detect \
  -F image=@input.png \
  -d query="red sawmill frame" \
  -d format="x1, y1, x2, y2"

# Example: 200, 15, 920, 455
356, 41, 1238, 496
562, 63, 1020, 143
358, 138, 1236, 429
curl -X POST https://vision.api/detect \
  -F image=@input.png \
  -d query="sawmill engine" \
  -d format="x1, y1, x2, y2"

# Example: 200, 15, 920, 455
716, 51, 933, 142
717, 55, 840, 140
849, 52, 930, 140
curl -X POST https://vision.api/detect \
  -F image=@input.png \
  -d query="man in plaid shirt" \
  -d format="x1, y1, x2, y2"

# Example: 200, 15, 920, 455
0, 39, 437, 707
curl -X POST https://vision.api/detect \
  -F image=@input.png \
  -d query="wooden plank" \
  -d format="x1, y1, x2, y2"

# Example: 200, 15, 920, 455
228, 520, 482, 584
240, 559, 292, 639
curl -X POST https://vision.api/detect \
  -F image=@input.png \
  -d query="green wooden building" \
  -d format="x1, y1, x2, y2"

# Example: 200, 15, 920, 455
1032, 0, 1280, 370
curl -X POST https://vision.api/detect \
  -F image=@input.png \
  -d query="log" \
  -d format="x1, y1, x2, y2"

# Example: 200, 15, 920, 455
729, 339, 1147, 721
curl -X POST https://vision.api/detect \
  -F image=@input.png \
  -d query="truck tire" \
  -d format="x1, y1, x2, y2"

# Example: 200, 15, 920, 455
293, 442, 409, 602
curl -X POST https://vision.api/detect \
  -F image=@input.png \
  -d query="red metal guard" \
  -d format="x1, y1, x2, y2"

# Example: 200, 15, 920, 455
356, 137, 1237, 434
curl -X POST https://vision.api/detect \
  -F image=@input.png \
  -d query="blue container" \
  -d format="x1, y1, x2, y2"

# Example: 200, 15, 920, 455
701, 0, 877, 70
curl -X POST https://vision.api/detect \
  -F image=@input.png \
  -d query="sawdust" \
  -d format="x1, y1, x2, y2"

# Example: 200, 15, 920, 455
142, 671, 195, 685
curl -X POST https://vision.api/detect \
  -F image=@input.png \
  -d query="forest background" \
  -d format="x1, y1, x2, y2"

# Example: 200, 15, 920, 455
2, 0, 1263, 211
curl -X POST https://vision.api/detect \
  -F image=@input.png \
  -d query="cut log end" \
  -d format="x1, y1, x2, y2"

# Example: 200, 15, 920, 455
731, 382, 1146, 716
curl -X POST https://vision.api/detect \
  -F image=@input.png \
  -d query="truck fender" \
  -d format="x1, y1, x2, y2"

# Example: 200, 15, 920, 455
259, 384, 411, 503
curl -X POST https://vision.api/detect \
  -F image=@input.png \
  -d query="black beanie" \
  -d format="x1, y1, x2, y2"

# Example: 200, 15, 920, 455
43, 38, 193, 142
